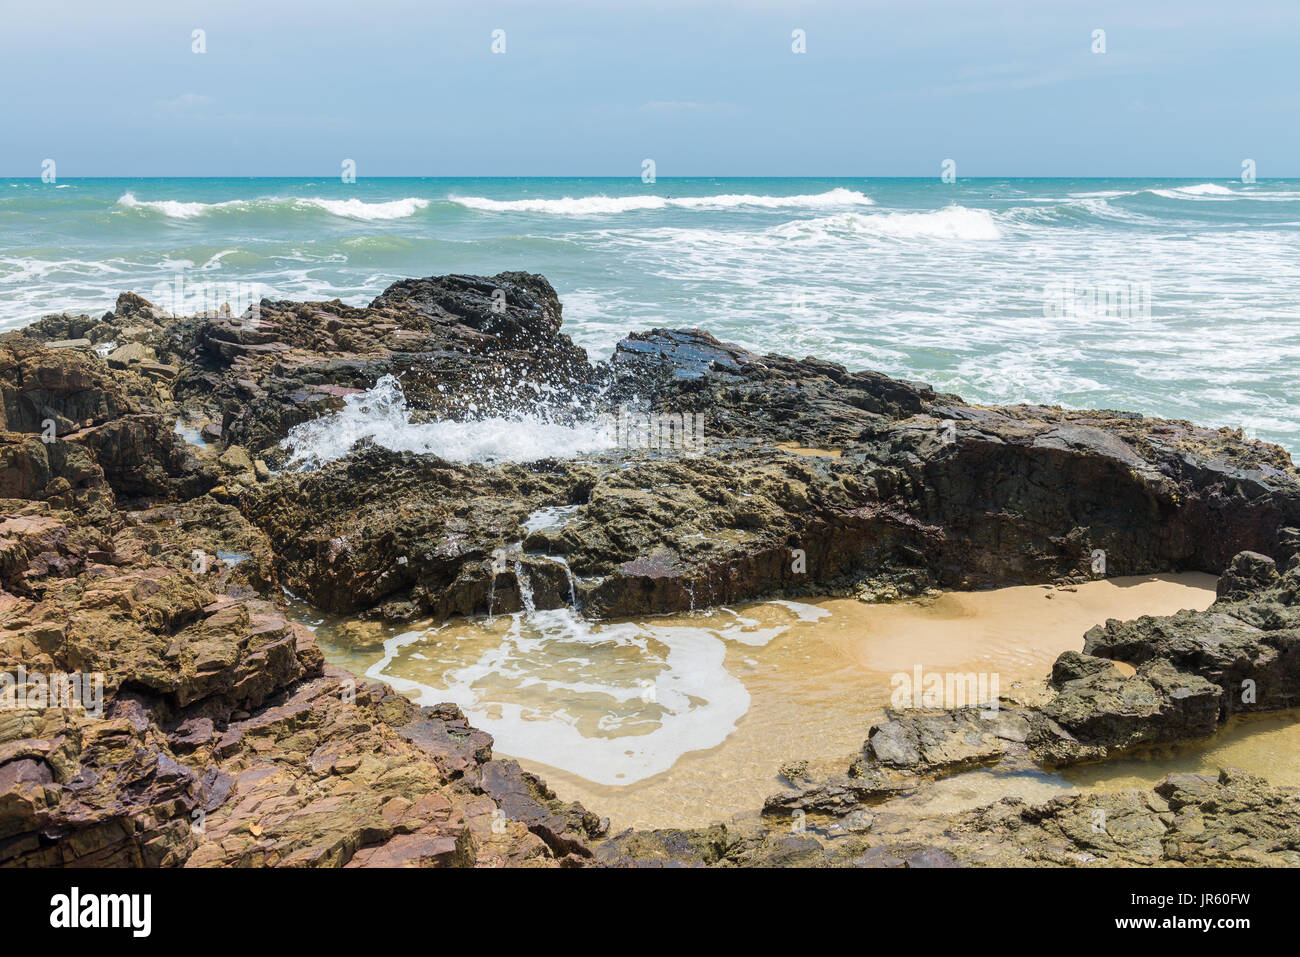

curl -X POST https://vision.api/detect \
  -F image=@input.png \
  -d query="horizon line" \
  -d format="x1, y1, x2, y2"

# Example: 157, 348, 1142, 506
2, 174, 1288, 181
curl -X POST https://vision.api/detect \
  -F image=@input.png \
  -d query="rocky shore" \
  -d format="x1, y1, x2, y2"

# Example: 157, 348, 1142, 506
4, 272, 1300, 866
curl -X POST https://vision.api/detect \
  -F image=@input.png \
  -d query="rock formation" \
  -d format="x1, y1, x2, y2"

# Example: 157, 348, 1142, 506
4, 273, 1300, 867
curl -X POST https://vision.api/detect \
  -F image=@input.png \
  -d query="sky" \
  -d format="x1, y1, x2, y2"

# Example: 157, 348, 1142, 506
1, 0, 1297, 177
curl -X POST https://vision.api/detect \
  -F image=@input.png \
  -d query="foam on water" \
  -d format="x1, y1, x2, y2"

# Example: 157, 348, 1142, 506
777, 206, 1002, 241
117, 192, 430, 220
296, 197, 430, 220
9, 177, 1300, 454
522, 504, 584, 535
288, 577, 1228, 820
1147, 182, 1237, 199
117, 192, 229, 218
278, 374, 610, 469
363, 603, 809, 785
450, 188, 873, 215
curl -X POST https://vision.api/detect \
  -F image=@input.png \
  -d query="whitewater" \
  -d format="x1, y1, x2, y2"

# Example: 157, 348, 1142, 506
4, 176, 1300, 453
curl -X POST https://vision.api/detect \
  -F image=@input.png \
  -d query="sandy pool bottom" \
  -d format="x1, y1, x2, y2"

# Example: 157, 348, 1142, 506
294, 571, 1300, 831
512, 574, 1229, 829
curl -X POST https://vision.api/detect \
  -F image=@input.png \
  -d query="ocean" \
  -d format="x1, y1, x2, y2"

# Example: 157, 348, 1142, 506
3, 176, 1299, 451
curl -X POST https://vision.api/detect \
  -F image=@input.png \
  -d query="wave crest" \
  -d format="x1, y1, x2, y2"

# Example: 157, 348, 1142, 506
1148, 183, 1236, 199
773, 206, 1002, 241
296, 197, 430, 220
450, 188, 873, 215
116, 192, 430, 220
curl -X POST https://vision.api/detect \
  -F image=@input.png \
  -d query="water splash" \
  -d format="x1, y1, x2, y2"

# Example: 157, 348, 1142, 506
279, 374, 611, 469
513, 561, 536, 614
547, 555, 580, 611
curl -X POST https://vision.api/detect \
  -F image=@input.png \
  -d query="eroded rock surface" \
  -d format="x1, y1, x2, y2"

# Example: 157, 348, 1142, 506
5, 273, 1300, 867
53, 275, 1295, 624
740, 548, 1300, 867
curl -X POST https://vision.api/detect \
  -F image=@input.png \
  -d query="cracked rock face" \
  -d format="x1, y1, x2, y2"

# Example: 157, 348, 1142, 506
5, 273, 1300, 868
76, 271, 1296, 625
614, 767, 1300, 868
739, 548, 1300, 868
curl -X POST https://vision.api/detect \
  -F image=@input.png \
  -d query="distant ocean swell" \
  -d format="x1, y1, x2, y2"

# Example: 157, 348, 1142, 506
117, 192, 433, 221
3, 177, 1299, 454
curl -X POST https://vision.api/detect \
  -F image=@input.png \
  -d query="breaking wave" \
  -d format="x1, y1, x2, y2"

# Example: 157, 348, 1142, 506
771, 205, 1002, 241
1147, 183, 1236, 199
117, 192, 430, 220
450, 188, 874, 215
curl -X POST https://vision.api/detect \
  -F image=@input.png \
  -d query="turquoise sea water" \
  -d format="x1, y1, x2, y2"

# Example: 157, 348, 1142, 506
3, 176, 1299, 451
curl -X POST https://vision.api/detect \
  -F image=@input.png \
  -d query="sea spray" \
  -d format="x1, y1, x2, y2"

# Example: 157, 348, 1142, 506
279, 375, 611, 469
10, 177, 1300, 454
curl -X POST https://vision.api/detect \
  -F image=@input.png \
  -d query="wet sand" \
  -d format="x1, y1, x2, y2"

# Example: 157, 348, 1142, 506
508, 573, 1219, 829
299, 572, 1265, 831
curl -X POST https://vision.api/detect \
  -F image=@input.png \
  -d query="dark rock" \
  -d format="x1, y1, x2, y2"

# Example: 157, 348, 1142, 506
593, 825, 731, 867
1050, 650, 1117, 686
1216, 550, 1279, 600
7, 274, 1300, 870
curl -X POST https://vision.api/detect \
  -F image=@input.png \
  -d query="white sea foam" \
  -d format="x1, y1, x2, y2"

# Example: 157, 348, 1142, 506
522, 504, 584, 535
450, 188, 873, 215
364, 603, 806, 785
1148, 182, 1236, 199
1003, 197, 1156, 227
13, 179, 1300, 459
116, 192, 429, 220
0, 257, 129, 288
1067, 189, 1137, 199
765, 599, 832, 623
279, 374, 610, 469
117, 192, 224, 218
593, 205, 1003, 266
772, 205, 1002, 241
294, 197, 430, 220
1071, 183, 1299, 203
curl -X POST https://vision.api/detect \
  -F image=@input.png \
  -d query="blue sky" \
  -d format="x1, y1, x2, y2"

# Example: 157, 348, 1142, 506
2, 0, 1296, 176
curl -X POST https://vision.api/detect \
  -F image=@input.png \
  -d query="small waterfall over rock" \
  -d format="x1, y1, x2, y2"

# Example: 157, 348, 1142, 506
513, 561, 537, 614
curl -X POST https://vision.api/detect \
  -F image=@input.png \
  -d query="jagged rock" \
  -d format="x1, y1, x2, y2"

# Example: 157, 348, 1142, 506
217, 446, 253, 472
172, 272, 594, 456
593, 825, 732, 867
862, 708, 1022, 772
778, 759, 809, 781
1032, 660, 1222, 765
945, 767, 1300, 866
474, 758, 607, 858
1082, 557, 1300, 719
106, 342, 155, 370
213, 275, 1300, 622
764, 708, 1027, 820
1050, 650, 1117, 685
1216, 550, 1279, 600
7, 274, 1300, 870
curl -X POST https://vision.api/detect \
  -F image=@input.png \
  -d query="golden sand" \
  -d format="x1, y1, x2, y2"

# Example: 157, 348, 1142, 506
304, 572, 1300, 831
511, 574, 1220, 829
